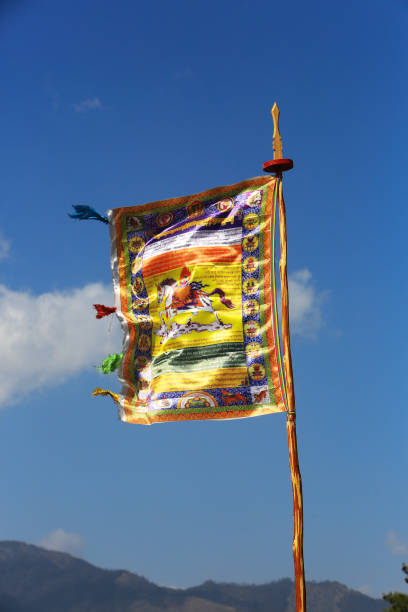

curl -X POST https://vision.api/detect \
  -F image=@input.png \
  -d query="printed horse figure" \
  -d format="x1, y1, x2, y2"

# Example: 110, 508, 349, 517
157, 277, 235, 331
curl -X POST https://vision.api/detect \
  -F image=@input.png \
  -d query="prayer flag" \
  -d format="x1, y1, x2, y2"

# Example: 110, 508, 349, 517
108, 176, 288, 424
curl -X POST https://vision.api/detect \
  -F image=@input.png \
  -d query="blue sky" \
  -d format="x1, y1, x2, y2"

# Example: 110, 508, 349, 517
0, 0, 406, 600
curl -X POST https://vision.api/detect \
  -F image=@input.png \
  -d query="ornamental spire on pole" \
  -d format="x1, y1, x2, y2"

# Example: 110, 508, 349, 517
263, 103, 293, 175
271, 102, 283, 160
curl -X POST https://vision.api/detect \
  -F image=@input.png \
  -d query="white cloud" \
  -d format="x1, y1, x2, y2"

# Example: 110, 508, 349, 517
73, 97, 103, 112
0, 232, 10, 260
0, 267, 327, 408
38, 528, 83, 555
356, 585, 373, 596
285, 269, 328, 338
386, 530, 408, 556
0, 282, 121, 408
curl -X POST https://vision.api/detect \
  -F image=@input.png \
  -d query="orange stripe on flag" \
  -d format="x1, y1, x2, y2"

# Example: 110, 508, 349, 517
143, 245, 242, 278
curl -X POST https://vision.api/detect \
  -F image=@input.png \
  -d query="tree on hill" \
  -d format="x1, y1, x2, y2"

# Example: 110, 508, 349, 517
383, 563, 408, 611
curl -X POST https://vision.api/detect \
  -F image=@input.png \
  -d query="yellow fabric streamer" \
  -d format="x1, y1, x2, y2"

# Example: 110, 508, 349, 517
92, 387, 119, 404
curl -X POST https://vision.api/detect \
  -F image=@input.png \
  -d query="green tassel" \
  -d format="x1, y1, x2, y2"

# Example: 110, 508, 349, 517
97, 352, 123, 374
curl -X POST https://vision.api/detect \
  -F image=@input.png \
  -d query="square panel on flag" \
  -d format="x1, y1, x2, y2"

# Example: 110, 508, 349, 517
109, 176, 287, 424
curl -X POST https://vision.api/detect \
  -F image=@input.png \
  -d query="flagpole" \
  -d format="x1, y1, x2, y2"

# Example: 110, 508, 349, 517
263, 103, 307, 612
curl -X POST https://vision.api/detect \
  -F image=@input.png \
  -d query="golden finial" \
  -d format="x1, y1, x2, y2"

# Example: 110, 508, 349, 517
263, 103, 293, 174
271, 102, 283, 160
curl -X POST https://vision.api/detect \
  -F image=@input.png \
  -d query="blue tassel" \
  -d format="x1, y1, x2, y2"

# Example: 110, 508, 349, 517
68, 205, 109, 224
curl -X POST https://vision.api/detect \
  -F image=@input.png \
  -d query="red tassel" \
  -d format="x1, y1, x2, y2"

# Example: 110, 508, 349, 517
93, 304, 117, 319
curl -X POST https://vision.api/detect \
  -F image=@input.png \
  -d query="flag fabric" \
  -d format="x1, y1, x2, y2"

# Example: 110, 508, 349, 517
108, 176, 288, 425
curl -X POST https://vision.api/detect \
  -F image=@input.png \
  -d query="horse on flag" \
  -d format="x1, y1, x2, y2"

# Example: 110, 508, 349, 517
156, 267, 235, 333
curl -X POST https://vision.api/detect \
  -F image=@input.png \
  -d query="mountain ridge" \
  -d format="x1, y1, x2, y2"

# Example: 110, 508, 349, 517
0, 541, 387, 612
